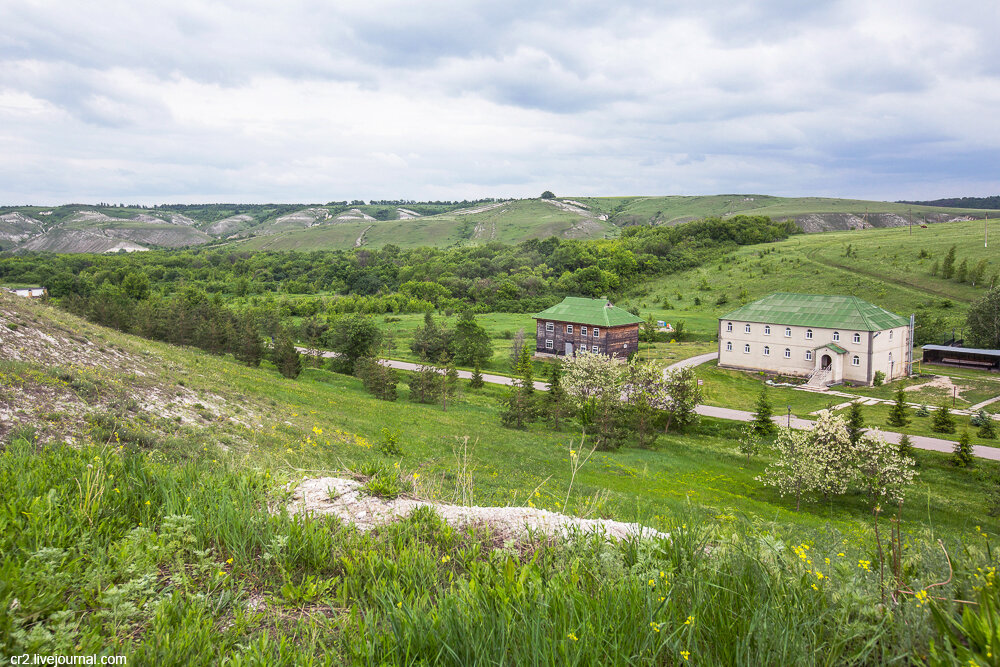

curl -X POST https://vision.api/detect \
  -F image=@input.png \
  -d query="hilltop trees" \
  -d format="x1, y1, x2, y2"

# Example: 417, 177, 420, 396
965, 287, 1000, 349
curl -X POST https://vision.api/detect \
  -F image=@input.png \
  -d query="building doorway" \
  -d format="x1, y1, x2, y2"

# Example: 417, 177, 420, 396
565, 342, 573, 356
821, 354, 832, 370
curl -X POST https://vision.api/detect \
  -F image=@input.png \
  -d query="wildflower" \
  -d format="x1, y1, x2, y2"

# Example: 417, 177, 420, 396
858, 560, 871, 571
649, 579, 655, 587
838, 552, 845, 557
441, 555, 450, 563
114, 488, 120, 494
217, 570, 225, 576
659, 596, 666, 602
398, 602, 403, 608
144, 500, 150, 506
680, 651, 690, 661
914, 590, 929, 607
567, 632, 578, 641
226, 558, 233, 564
685, 615, 693, 625
811, 584, 818, 591
413, 473, 420, 480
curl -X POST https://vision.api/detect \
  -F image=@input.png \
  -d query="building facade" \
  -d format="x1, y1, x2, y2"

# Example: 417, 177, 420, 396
533, 297, 642, 360
718, 293, 912, 386
4, 286, 47, 298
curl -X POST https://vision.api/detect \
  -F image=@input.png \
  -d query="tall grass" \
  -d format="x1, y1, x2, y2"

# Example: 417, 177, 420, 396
1, 433, 994, 664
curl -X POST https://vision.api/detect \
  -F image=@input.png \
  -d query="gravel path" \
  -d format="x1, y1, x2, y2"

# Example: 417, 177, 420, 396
297, 347, 1000, 461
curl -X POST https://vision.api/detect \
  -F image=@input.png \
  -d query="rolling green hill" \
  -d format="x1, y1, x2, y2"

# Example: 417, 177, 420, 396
3, 195, 992, 253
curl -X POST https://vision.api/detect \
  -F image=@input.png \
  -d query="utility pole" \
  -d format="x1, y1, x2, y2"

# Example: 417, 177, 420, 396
986, 213, 989, 248
908, 208, 912, 236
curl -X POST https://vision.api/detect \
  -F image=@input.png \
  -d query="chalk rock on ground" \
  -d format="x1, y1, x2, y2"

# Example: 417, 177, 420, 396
288, 477, 668, 542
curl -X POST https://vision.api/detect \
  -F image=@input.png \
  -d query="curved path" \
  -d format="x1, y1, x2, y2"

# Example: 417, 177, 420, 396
299, 347, 1000, 461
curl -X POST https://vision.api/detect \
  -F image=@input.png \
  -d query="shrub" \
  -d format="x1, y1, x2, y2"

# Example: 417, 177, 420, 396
873, 370, 885, 387
931, 403, 956, 434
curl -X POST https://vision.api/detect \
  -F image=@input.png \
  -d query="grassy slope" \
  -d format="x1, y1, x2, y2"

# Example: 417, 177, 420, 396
573, 194, 995, 224
4, 295, 1000, 663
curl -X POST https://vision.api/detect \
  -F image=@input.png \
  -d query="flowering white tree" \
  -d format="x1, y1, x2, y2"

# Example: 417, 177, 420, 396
852, 428, 917, 507
810, 410, 855, 498
621, 358, 670, 448
562, 350, 625, 449
757, 427, 819, 511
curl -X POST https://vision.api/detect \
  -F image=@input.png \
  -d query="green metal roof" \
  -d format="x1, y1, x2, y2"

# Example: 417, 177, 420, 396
815, 342, 848, 354
720, 293, 908, 331
533, 297, 643, 328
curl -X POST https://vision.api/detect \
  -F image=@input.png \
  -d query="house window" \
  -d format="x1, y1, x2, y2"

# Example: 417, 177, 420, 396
545, 322, 554, 332
726, 341, 733, 351
784, 348, 791, 358
764, 325, 771, 335
726, 322, 733, 332
833, 331, 840, 342
888, 352, 893, 363
566, 324, 573, 334
806, 329, 813, 340
744, 344, 751, 354
852, 355, 860, 366
805, 350, 813, 361
785, 327, 792, 337
889, 330, 893, 340
582, 326, 588, 336
545, 339, 553, 350
744, 324, 751, 333
592, 345, 599, 353
763, 346, 770, 356
593, 328, 600, 337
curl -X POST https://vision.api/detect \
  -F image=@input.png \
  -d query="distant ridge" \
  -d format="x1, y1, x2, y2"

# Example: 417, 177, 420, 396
899, 195, 1000, 210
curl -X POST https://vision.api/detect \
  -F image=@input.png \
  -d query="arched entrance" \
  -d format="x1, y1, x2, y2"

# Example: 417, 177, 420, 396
821, 354, 832, 370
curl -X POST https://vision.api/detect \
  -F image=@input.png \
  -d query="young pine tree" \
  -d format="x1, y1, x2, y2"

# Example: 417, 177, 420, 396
931, 403, 956, 433
886, 385, 910, 428
469, 362, 485, 389
979, 414, 997, 440
897, 433, 914, 459
272, 329, 302, 379
541, 363, 571, 430
953, 430, 974, 467
941, 245, 957, 279
750, 388, 778, 438
846, 401, 865, 446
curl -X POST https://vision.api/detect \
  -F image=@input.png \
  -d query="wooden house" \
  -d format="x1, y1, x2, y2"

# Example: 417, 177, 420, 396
532, 297, 642, 359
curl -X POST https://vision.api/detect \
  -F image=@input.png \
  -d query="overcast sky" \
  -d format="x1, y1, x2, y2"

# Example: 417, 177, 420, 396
1, 0, 998, 204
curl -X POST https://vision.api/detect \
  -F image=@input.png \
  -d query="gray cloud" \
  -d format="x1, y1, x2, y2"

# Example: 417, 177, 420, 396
0, 0, 998, 203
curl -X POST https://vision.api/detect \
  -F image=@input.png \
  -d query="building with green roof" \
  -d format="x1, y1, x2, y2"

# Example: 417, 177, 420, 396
533, 297, 642, 359
718, 293, 913, 386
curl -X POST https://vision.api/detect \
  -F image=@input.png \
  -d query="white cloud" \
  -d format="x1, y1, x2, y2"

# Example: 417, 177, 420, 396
0, 0, 997, 203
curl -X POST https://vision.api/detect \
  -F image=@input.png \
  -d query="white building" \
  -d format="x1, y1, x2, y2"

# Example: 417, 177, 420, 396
4, 286, 47, 298
718, 293, 912, 386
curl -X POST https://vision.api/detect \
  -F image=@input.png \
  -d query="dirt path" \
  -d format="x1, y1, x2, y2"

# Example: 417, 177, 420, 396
354, 224, 373, 247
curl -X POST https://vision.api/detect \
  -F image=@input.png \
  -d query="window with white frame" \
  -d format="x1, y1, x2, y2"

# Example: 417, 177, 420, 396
726, 341, 733, 351
582, 326, 588, 336
763, 346, 770, 356
785, 327, 792, 337
745, 323, 751, 333
566, 324, 573, 334
852, 355, 860, 366
833, 331, 840, 341
726, 322, 733, 332
806, 329, 813, 339
764, 325, 771, 335
744, 344, 751, 353
889, 330, 893, 340
594, 328, 600, 337
853, 332, 861, 343
784, 348, 791, 358
888, 352, 893, 363
805, 350, 813, 361
545, 339, 553, 349
592, 345, 599, 353
545, 322, 554, 332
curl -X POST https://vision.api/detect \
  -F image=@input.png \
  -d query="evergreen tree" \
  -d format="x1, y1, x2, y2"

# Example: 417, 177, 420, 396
233, 316, 264, 367
272, 329, 302, 379
956, 258, 968, 283
469, 362, 485, 389
846, 401, 865, 446
941, 245, 957, 279
409, 364, 443, 404
980, 414, 997, 440
499, 346, 537, 429
897, 433, 914, 458
886, 385, 910, 427
750, 388, 778, 438
453, 310, 493, 366
541, 363, 571, 430
442, 360, 459, 411
930, 259, 939, 276
952, 430, 974, 467
931, 403, 956, 433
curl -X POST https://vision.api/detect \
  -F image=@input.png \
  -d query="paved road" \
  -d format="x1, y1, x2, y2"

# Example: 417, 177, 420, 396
299, 347, 1000, 461
664, 352, 718, 372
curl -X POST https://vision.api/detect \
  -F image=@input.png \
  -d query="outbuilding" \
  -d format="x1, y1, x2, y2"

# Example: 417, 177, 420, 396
533, 297, 642, 359
718, 293, 913, 386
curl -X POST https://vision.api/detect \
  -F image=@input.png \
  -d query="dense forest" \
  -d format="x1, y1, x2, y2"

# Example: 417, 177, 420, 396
900, 195, 1000, 210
